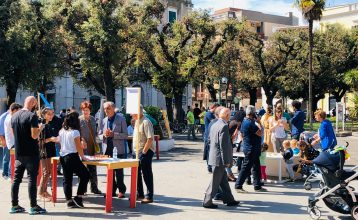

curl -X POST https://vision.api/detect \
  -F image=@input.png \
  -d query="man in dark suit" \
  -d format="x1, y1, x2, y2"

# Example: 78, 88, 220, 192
99, 102, 128, 198
203, 108, 239, 209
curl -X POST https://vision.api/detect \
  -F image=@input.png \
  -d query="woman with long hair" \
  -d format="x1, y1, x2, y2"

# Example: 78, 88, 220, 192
269, 107, 288, 153
38, 108, 57, 201
59, 112, 90, 208
261, 105, 273, 152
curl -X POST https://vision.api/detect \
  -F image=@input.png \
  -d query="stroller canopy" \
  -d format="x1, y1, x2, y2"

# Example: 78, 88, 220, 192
313, 151, 341, 172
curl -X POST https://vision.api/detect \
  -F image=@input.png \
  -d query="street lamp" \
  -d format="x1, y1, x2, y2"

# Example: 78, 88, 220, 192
218, 77, 228, 106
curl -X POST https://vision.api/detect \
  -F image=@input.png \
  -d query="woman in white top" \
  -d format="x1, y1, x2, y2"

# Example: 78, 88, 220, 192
58, 112, 90, 208
269, 107, 288, 153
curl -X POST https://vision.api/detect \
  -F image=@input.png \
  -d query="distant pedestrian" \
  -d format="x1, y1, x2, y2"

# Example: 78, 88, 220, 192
193, 103, 202, 129
186, 107, 196, 140
10, 96, 47, 214
290, 101, 305, 141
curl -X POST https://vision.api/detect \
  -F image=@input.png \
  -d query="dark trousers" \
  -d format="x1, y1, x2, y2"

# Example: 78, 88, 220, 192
292, 134, 300, 141
137, 150, 154, 199
236, 157, 251, 182
203, 166, 235, 205
11, 156, 39, 207
235, 150, 261, 189
113, 154, 127, 194
87, 165, 99, 191
187, 124, 196, 139
127, 140, 133, 154
60, 153, 90, 201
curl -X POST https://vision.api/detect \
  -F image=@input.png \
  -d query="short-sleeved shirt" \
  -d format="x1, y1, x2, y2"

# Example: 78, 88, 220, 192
133, 117, 154, 155
127, 125, 134, 136
11, 109, 39, 158
59, 129, 81, 157
241, 118, 261, 152
193, 107, 201, 120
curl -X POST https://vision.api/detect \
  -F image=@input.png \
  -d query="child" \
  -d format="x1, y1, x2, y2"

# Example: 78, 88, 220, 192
295, 140, 320, 177
282, 140, 295, 182
290, 139, 300, 155
260, 143, 269, 182
59, 112, 90, 208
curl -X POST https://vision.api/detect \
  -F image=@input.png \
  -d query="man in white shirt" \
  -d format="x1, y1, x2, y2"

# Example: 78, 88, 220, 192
3, 103, 22, 180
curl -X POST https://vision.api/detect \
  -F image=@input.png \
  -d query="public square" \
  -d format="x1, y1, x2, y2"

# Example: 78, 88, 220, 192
0, 133, 358, 220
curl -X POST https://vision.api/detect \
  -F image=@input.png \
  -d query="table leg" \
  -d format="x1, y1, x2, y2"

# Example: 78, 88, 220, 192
155, 137, 159, 160
52, 160, 57, 203
37, 162, 42, 187
105, 168, 114, 213
130, 167, 138, 208
10, 154, 15, 181
278, 159, 282, 182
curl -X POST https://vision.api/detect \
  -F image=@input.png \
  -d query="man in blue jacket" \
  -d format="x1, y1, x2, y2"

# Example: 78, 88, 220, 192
290, 101, 305, 140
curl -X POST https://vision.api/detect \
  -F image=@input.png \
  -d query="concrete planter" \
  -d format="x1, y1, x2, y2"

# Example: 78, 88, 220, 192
158, 139, 175, 152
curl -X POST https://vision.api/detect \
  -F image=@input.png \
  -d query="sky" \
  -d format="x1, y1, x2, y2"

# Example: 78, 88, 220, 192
192, 0, 358, 24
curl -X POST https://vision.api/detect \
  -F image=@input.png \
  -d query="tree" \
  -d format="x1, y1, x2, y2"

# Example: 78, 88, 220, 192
0, 0, 63, 106
49, 0, 137, 102
294, 0, 326, 128
136, 0, 241, 122
236, 27, 304, 106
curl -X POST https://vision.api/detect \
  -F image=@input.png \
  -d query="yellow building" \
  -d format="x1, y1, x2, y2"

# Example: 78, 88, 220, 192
318, 2, 358, 113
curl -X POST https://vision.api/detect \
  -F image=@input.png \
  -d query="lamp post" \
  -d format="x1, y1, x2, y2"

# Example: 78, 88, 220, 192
218, 77, 228, 106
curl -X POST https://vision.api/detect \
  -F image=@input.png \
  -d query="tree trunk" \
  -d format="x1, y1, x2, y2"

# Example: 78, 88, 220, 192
6, 78, 20, 108
248, 88, 257, 106
103, 48, 115, 103
263, 86, 277, 107
206, 84, 217, 102
308, 19, 314, 129
165, 96, 174, 123
174, 93, 184, 123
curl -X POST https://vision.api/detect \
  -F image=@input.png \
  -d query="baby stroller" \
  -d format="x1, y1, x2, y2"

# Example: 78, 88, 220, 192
307, 143, 358, 219
304, 164, 325, 191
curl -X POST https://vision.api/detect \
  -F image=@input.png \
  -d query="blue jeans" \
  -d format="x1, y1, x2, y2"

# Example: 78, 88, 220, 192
2, 147, 10, 177
0, 147, 3, 170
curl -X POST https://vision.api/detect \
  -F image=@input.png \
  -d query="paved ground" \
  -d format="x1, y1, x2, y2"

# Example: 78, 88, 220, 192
1, 133, 358, 220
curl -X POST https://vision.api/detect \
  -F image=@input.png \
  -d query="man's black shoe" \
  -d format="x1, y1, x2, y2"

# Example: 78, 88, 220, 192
91, 188, 103, 195
226, 201, 240, 206
203, 203, 218, 209
67, 200, 77, 208
73, 196, 84, 208
57, 170, 62, 175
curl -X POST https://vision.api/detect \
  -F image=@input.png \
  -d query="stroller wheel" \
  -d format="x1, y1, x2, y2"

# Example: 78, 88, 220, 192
304, 183, 312, 191
351, 205, 358, 219
307, 206, 321, 219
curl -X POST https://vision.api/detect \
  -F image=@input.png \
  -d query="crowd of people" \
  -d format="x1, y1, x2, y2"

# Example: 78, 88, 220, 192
0, 96, 155, 215
200, 101, 338, 209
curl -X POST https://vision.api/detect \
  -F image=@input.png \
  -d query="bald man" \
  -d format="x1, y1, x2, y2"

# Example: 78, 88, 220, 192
203, 108, 239, 209
10, 96, 47, 214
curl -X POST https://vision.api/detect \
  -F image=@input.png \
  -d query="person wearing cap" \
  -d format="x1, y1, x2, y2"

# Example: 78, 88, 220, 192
132, 105, 155, 204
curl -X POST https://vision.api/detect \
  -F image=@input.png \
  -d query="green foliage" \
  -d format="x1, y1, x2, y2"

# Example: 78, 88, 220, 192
144, 106, 163, 121
0, 0, 64, 105
47, 0, 138, 102
294, 0, 326, 21
350, 93, 358, 119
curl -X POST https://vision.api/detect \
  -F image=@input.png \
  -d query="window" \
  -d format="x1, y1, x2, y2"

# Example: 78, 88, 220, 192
168, 8, 177, 23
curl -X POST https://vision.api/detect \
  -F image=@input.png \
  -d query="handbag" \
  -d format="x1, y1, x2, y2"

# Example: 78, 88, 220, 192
87, 120, 100, 154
